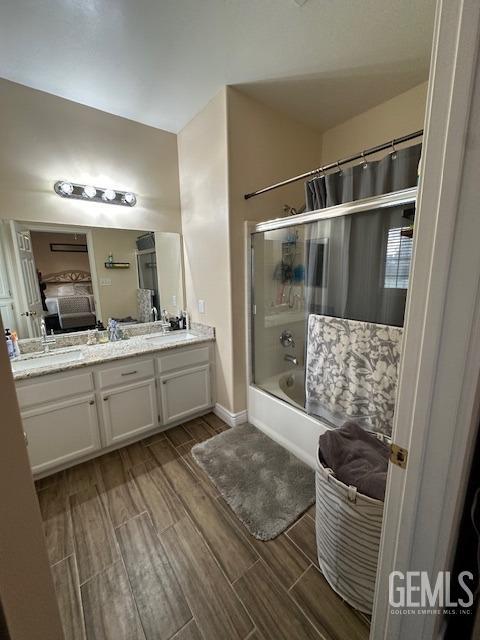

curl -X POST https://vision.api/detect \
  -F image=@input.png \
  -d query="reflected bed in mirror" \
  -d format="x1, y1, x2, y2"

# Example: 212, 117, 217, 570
0, 221, 184, 340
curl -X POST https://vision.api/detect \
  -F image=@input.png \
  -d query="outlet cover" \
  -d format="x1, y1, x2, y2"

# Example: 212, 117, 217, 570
100, 278, 112, 286
198, 299, 205, 314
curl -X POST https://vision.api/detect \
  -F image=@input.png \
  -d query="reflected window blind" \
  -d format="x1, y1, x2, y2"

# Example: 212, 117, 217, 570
384, 227, 413, 289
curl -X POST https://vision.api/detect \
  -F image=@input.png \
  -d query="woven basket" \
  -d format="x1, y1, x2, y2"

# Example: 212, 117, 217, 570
315, 446, 385, 614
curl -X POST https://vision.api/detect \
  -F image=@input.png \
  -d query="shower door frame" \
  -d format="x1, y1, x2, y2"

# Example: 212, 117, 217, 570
247, 185, 418, 391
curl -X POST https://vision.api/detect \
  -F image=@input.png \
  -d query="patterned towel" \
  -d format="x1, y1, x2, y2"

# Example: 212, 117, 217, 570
305, 314, 403, 436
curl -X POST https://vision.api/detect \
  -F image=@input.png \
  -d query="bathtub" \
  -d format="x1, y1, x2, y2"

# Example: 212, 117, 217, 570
248, 368, 330, 468
259, 368, 306, 410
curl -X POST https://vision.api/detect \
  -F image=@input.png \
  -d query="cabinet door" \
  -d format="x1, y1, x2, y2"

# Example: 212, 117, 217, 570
159, 364, 211, 425
101, 378, 157, 446
22, 394, 100, 474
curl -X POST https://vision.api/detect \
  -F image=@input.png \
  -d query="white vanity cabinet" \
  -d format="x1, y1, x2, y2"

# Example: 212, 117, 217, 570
16, 370, 101, 474
15, 339, 215, 477
95, 358, 158, 446
157, 346, 212, 425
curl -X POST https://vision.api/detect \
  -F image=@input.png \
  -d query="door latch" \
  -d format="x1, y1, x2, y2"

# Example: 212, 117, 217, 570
390, 443, 408, 469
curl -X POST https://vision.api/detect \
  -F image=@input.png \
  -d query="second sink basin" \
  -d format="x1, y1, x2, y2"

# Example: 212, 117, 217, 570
145, 331, 197, 346
11, 349, 85, 373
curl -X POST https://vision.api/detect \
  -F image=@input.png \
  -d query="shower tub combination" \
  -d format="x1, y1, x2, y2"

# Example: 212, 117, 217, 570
247, 188, 417, 468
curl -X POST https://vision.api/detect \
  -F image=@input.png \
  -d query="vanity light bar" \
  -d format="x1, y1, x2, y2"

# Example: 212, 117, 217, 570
54, 181, 137, 207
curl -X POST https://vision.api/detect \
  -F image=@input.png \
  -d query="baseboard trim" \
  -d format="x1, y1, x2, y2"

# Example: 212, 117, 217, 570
213, 403, 248, 427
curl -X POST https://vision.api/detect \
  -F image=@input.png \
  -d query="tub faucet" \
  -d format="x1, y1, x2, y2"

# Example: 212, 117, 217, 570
284, 354, 298, 366
280, 330, 295, 348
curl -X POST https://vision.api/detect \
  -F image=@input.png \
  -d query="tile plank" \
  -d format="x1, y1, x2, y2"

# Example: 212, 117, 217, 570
35, 470, 65, 493
82, 561, 145, 640
202, 412, 229, 433
97, 451, 145, 527
184, 450, 220, 499
37, 482, 73, 565
234, 561, 320, 640
182, 417, 217, 443
290, 565, 370, 640
161, 518, 253, 640
119, 442, 154, 470
70, 485, 119, 583
66, 459, 101, 495
51, 555, 86, 640
216, 497, 308, 589
116, 513, 191, 639
165, 425, 194, 447
286, 514, 319, 567
151, 440, 257, 582
141, 431, 167, 447
171, 620, 203, 640
130, 462, 185, 533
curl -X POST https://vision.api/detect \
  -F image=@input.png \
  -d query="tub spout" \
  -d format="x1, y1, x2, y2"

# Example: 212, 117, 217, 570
284, 354, 298, 366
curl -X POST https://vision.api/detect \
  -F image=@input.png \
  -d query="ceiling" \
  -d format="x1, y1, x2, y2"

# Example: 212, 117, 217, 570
0, 0, 435, 133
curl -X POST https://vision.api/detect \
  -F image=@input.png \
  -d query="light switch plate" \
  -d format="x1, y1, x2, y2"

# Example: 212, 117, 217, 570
100, 278, 112, 286
172, 295, 177, 306
198, 299, 205, 314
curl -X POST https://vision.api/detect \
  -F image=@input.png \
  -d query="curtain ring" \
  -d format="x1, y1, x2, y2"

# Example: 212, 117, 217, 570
335, 161, 342, 175
390, 140, 397, 160
361, 151, 368, 169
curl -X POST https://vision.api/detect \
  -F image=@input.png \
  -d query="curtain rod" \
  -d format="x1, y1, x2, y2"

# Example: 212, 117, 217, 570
243, 129, 423, 200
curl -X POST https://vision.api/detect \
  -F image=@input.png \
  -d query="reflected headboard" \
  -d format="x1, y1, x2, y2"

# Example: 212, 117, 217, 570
41, 270, 92, 284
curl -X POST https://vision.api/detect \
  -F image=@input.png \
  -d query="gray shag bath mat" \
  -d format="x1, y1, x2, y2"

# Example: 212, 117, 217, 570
191, 423, 315, 540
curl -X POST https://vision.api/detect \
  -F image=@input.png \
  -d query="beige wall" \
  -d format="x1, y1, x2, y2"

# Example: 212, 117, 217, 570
30, 231, 90, 276
0, 79, 181, 233
320, 82, 428, 163
227, 87, 324, 412
178, 89, 234, 410
90, 228, 140, 322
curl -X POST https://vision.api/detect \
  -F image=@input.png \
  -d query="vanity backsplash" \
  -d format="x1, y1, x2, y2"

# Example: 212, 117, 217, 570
17, 320, 215, 355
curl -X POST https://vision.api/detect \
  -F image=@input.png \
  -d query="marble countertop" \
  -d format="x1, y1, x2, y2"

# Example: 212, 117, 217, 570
12, 330, 215, 381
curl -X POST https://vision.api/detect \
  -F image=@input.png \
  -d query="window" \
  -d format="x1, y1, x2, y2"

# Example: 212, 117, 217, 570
384, 227, 413, 289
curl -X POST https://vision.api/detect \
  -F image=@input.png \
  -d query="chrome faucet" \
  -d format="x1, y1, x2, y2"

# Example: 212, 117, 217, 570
151, 306, 158, 322
284, 354, 299, 366
40, 318, 56, 353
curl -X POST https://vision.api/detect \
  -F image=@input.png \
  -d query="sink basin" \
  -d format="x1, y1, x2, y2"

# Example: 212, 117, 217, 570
11, 349, 85, 373
145, 331, 197, 346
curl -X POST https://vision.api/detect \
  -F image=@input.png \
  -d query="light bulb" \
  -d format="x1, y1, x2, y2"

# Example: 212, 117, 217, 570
59, 181, 74, 196
83, 185, 96, 198
103, 189, 116, 202
123, 192, 136, 206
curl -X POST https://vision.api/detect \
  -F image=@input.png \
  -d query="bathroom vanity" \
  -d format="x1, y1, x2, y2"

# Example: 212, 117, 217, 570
13, 330, 215, 477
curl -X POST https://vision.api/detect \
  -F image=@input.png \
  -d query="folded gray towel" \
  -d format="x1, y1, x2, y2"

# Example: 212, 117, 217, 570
318, 422, 389, 501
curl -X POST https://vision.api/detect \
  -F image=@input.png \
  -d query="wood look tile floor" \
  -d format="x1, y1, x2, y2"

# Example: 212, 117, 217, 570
36, 413, 370, 640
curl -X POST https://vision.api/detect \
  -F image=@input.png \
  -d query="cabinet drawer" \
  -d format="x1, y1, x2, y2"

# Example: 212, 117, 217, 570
96, 358, 155, 389
156, 346, 210, 374
16, 370, 94, 409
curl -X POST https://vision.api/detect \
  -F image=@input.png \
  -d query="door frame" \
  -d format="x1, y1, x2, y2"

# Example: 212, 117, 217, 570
372, 1, 480, 638
24, 222, 103, 327
0, 316, 64, 639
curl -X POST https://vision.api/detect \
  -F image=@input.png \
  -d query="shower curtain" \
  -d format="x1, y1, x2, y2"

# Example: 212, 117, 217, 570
304, 143, 421, 324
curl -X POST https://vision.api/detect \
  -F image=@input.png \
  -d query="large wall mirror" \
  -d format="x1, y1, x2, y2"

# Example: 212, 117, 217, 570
0, 221, 184, 339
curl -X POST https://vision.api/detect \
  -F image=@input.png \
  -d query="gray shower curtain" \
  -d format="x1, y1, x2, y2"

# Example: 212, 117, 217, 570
304, 143, 421, 211
304, 143, 421, 326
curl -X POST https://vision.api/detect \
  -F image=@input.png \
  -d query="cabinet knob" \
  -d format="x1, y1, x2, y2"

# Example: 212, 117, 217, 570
103, 397, 109, 401
23, 431, 28, 446
162, 381, 167, 385
89, 400, 95, 405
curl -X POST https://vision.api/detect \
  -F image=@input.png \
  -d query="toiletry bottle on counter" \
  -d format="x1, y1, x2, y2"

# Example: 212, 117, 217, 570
5, 329, 14, 358
11, 331, 20, 357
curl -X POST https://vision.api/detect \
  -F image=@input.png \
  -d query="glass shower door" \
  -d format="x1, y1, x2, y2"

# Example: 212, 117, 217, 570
251, 200, 415, 414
